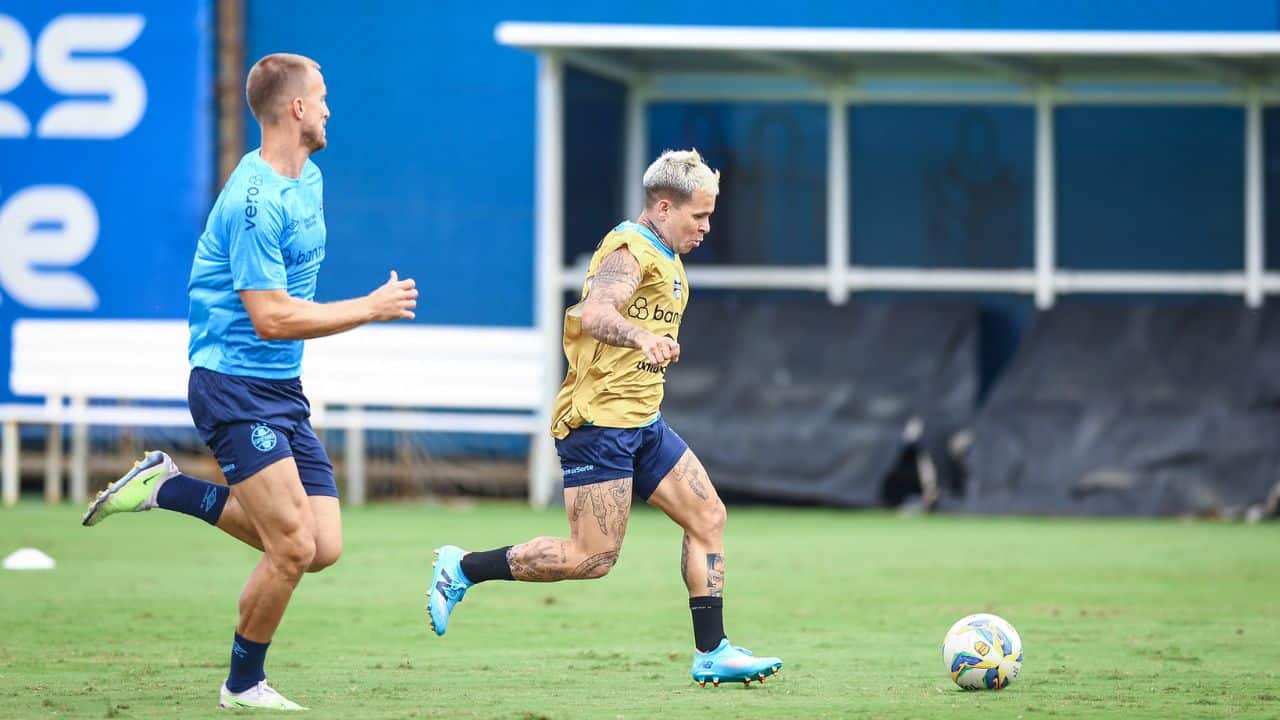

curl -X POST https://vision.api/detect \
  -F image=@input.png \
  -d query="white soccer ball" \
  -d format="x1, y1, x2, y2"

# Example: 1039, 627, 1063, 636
942, 613, 1023, 690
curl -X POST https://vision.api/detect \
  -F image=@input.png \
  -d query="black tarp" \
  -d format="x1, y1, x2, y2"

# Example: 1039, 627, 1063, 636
965, 302, 1280, 516
661, 296, 979, 506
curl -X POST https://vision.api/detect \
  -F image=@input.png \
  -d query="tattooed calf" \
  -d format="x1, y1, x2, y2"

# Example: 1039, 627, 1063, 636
706, 553, 725, 597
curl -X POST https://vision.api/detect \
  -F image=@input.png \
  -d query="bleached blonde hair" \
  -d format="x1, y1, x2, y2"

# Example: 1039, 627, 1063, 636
642, 149, 720, 207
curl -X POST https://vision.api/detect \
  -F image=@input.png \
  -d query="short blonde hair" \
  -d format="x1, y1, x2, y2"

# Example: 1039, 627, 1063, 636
643, 149, 720, 207
246, 53, 320, 125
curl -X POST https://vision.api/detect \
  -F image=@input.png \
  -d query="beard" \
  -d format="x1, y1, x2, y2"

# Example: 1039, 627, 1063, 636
302, 124, 327, 153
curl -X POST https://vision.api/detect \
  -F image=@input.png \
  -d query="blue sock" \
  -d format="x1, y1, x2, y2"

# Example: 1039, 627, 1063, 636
226, 632, 270, 693
156, 474, 228, 525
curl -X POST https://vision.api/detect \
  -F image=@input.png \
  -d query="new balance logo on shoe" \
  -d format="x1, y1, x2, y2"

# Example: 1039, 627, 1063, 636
436, 569, 454, 596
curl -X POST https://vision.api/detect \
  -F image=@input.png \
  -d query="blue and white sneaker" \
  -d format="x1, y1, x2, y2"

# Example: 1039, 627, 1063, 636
426, 545, 472, 636
691, 639, 783, 687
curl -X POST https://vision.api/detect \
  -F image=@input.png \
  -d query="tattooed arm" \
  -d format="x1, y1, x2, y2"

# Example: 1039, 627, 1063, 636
581, 248, 680, 365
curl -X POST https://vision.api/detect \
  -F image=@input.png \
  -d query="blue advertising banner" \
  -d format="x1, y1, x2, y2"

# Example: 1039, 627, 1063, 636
0, 1, 211, 400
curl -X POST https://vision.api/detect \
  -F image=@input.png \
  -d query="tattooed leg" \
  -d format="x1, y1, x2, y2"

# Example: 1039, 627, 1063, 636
648, 449, 728, 596
505, 477, 633, 582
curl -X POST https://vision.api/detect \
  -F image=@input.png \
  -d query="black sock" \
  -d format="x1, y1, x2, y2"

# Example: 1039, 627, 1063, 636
459, 546, 514, 584
689, 596, 726, 652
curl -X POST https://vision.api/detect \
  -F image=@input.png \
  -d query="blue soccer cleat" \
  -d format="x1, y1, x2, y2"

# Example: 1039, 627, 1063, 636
426, 545, 472, 636
691, 639, 783, 687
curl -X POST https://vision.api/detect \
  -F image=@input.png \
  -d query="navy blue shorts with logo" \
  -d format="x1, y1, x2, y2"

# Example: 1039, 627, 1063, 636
188, 367, 337, 497
554, 416, 689, 500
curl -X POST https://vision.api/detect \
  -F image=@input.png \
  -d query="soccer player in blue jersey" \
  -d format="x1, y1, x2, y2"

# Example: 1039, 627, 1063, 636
81, 53, 418, 710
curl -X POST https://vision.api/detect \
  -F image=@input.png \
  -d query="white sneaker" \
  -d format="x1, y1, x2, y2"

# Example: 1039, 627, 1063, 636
219, 680, 306, 711
81, 450, 180, 526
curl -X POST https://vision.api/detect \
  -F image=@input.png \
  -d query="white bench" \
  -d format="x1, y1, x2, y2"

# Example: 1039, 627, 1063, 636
1, 319, 551, 506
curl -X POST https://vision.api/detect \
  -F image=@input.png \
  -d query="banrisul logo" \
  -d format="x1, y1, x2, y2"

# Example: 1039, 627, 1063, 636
250, 423, 277, 452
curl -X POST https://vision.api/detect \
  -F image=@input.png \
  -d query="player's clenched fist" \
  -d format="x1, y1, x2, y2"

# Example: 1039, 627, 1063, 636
368, 269, 418, 321
638, 332, 680, 365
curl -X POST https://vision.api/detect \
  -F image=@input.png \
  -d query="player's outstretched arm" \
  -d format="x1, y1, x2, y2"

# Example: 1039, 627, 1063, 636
581, 248, 679, 365
240, 270, 418, 341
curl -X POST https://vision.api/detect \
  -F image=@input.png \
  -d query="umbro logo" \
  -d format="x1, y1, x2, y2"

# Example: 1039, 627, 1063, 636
201, 486, 219, 513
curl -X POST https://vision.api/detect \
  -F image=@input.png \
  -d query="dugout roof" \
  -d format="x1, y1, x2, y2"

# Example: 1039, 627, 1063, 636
496, 23, 1280, 97
495, 22, 1280, 507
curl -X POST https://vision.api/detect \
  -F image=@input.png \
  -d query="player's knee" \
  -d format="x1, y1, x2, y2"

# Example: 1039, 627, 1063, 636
308, 542, 342, 573
575, 549, 619, 579
270, 531, 317, 580
694, 497, 727, 538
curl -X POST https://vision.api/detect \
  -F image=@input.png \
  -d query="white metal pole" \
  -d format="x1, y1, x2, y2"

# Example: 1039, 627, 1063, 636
45, 394, 61, 503
2, 420, 17, 507
530, 51, 565, 509
1246, 81, 1265, 308
69, 395, 88, 504
44, 422, 62, 504
827, 92, 850, 304
344, 407, 366, 506
1035, 83, 1057, 309
624, 86, 647, 220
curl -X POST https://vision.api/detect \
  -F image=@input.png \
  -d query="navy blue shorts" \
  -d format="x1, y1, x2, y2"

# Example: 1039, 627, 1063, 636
554, 416, 689, 500
188, 367, 337, 497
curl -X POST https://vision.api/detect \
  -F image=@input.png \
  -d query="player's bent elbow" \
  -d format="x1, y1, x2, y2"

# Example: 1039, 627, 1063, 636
580, 302, 603, 332
248, 313, 289, 341
240, 290, 298, 340
251, 321, 280, 341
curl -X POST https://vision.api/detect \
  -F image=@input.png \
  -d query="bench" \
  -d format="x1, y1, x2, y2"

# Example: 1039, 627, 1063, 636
1, 319, 551, 507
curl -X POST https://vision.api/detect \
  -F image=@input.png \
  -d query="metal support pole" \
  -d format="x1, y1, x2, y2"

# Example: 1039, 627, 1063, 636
530, 51, 565, 509
827, 92, 850, 304
1034, 84, 1057, 309
344, 407, 366, 506
624, 86, 648, 220
69, 395, 88, 504
216, 0, 245, 186
44, 422, 62, 504
1246, 81, 1265, 308
2, 420, 17, 507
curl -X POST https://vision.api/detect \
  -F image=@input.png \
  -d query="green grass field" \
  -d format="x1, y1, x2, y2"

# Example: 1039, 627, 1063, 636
2, 501, 1278, 719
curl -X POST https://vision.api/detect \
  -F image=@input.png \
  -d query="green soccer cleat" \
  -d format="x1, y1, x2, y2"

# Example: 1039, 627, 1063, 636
81, 450, 180, 527
219, 680, 307, 710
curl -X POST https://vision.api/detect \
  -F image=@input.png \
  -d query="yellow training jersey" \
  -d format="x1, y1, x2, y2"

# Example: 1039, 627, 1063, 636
551, 221, 689, 439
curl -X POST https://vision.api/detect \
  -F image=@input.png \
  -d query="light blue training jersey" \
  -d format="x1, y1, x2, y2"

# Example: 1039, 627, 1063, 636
188, 150, 326, 379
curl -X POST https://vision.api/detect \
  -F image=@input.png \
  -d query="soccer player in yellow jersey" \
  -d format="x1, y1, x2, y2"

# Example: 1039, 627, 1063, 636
427, 150, 782, 686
